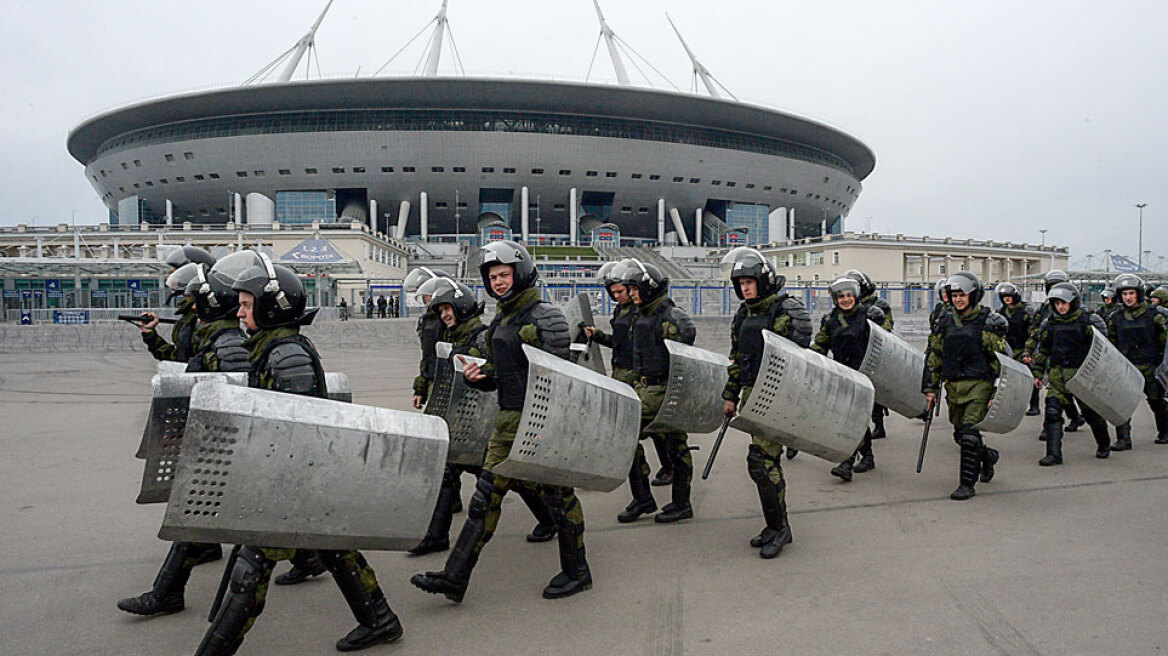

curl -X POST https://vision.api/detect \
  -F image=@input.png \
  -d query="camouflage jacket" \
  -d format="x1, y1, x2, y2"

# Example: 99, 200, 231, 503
723, 293, 791, 402
859, 292, 894, 330
1031, 308, 1106, 378
142, 297, 197, 362
922, 304, 1009, 395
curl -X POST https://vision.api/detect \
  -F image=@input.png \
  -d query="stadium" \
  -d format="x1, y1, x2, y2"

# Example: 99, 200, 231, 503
66, 3, 874, 251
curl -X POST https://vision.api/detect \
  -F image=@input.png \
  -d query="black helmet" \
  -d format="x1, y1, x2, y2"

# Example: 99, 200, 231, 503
165, 262, 202, 298
946, 271, 984, 306
231, 253, 312, 329
187, 263, 240, 322
479, 240, 538, 301
1100, 286, 1116, 302
1151, 286, 1168, 305
1113, 273, 1145, 302
721, 247, 783, 300
828, 276, 861, 307
415, 277, 457, 308
995, 282, 1022, 304
597, 260, 634, 301
1043, 269, 1070, 292
404, 267, 451, 307
844, 269, 876, 299
621, 259, 669, 304
1046, 282, 1081, 313
165, 245, 216, 270
934, 278, 949, 302
1143, 282, 1156, 300
428, 281, 484, 323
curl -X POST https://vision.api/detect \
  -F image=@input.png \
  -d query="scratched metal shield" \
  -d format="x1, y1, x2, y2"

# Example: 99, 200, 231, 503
731, 331, 874, 462
643, 341, 731, 434
490, 345, 640, 492
561, 293, 607, 375
1065, 327, 1145, 426
973, 353, 1035, 434
159, 380, 448, 551
858, 320, 928, 419
424, 346, 498, 467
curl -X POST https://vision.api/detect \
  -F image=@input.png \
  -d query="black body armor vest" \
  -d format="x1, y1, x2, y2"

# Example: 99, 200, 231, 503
1048, 315, 1092, 368
826, 310, 870, 370
610, 305, 636, 370
489, 301, 540, 410
1002, 305, 1030, 351
940, 308, 995, 381
1114, 310, 1161, 366
418, 312, 444, 381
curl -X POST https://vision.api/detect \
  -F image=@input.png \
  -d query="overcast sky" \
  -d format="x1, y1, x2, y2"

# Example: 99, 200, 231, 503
2, 0, 1166, 269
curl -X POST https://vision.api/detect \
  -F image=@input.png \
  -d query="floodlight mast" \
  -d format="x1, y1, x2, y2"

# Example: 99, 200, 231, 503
593, 0, 630, 86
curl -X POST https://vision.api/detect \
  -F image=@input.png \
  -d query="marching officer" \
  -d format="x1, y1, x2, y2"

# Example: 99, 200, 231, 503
929, 277, 950, 333
195, 253, 401, 654
411, 240, 591, 602
996, 282, 1040, 415
1024, 270, 1087, 435
1107, 274, 1168, 449
812, 277, 886, 481
922, 272, 1010, 501
1029, 282, 1113, 464
139, 246, 216, 362
721, 247, 812, 558
847, 269, 893, 439
616, 260, 698, 524
1096, 287, 1118, 322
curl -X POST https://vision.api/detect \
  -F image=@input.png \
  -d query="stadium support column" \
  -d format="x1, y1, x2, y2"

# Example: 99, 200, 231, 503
420, 192, 429, 242
569, 188, 578, 246
694, 208, 703, 247
657, 199, 666, 244
668, 207, 691, 246
521, 186, 530, 243
369, 199, 378, 232
234, 193, 244, 225
395, 200, 411, 240
820, 217, 827, 236
787, 208, 795, 240
165, 200, 173, 227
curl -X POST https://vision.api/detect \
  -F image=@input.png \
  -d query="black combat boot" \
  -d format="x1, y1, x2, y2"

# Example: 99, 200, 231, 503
617, 465, 657, 523
654, 446, 693, 523
1154, 406, 1168, 444
195, 547, 268, 656
830, 456, 854, 482
757, 484, 792, 560
325, 553, 403, 652
117, 541, 196, 616
853, 434, 875, 473
1065, 401, 1085, 432
516, 485, 558, 542
274, 549, 326, 585
409, 496, 487, 604
980, 446, 999, 482
786, 448, 799, 459
871, 406, 887, 439
1112, 421, 1132, 451
650, 435, 674, 486
543, 524, 592, 599
1039, 422, 1063, 466
1089, 419, 1111, 459
1026, 388, 1041, 416
408, 483, 457, 556
950, 434, 981, 500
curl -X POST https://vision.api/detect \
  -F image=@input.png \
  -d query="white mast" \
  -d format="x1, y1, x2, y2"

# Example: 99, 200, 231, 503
593, 0, 630, 86
277, 0, 335, 82
666, 13, 737, 100
423, 0, 449, 76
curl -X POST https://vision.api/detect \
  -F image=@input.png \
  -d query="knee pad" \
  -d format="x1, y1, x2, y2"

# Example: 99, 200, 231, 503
469, 474, 497, 520
746, 445, 769, 484
229, 547, 269, 595
957, 431, 983, 449
1044, 397, 1063, 424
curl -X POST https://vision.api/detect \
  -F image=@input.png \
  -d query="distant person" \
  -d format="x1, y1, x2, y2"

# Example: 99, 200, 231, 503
338, 298, 349, 321
377, 295, 387, 318
366, 297, 374, 319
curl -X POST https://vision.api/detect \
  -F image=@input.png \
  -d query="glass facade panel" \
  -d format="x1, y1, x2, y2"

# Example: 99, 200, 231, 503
276, 190, 336, 225
725, 202, 770, 245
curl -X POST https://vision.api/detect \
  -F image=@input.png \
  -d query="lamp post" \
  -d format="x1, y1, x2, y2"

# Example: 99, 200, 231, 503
1039, 229, 1047, 247
1135, 203, 1147, 270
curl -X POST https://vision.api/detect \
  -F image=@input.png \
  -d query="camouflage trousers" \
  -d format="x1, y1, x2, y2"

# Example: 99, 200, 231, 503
740, 386, 785, 488
943, 379, 994, 430
477, 410, 585, 554
633, 382, 693, 494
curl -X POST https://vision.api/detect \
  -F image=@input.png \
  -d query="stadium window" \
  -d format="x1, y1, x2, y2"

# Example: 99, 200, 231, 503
279, 169, 291, 176
745, 183, 755, 189
435, 202, 448, 209
403, 166, 416, 173
559, 169, 571, 176
133, 183, 140, 189
456, 201, 467, 209
503, 167, 516, 174
194, 174, 205, 181
711, 180, 722, 186
160, 179, 168, 185
133, 160, 142, 167
432, 166, 444, 173
100, 170, 107, 177
176, 177, 185, 182
553, 203, 565, 210
649, 174, 660, 180
453, 166, 466, 173
631, 173, 643, 179
333, 167, 346, 174
778, 187, 785, 193
620, 206, 632, 213
236, 171, 248, 178
482, 167, 494, 173
726, 181, 736, 188
381, 166, 394, 173
638, 207, 649, 214
353, 167, 365, 173
586, 171, 598, 177
121, 162, 128, 170
789, 190, 797, 195
144, 181, 153, 187
605, 171, 617, 178
254, 170, 266, 177
531, 168, 544, 175
118, 187, 125, 192
165, 154, 175, 162
824, 176, 830, 183
689, 178, 700, 184
184, 152, 194, 160
199, 209, 209, 216
209, 173, 220, 179
672, 176, 684, 183
305, 168, 317, 174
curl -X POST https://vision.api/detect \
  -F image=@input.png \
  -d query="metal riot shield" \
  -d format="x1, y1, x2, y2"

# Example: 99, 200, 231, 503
1065, 327, 1145, 426
643, 341, 731, 434
561, 293, 607, 375
137, 371, 353, 503
731, 331, 874, 463
491, 345, 641, 492
156, 361, 188, 376
159, 380, 448, 551
137, 373, 236, 503
136, 361, 194, 458
858, 320, 928, 419
973, 353, 1035, 434
424, 349, 498, 467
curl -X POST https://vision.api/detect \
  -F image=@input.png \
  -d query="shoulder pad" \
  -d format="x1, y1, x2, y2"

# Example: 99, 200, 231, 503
779, 296, 812, 348
267, 341, 322, 395
529, 302, 571, 358
985, 311, 1008, 336
666, 306, 697, 346
212, 330, 250, 372
1087, 313, 1106, 331
1025, 304, 1037, 318
875, 297, 892, 313
866, 305, 886, 325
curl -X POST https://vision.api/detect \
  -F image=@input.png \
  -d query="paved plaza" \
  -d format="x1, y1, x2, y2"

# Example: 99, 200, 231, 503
1, 341, 1166, 655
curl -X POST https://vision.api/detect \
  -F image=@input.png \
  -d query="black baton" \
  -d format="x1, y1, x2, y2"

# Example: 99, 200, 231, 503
702, 414, 733, 480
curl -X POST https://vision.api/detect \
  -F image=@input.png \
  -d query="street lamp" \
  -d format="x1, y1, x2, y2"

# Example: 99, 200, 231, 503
1039, 229, 1047, 246
1135, 203, 1147, 270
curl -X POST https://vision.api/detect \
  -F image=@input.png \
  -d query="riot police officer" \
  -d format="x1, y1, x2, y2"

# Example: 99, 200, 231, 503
1097, 287, 1118, 322
996, 282, 1040, 415
813, 277, 886, 481
411, 240, 591, 601
584, 261, 674, 487
139, 256, 210, 363
405, 267, 452, 412
922, 272, 1010, 500
1107, 274, 1168, 449
618, 259, 698, 524
1024, 270, 1087, 435
721, 248, 811, 558
846, 269, 893, 439
929, 277, 950, 333
1151, 285, 1168, 307
195, 253, 401, 655
1029, 282, 1113, 464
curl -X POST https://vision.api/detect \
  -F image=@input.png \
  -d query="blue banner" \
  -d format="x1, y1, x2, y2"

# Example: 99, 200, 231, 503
127, 279, 141, 290
280, 237, 347, 263
1111, 255, 1146, 273
3, 290, 18, 299
90, 289, 108, 299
